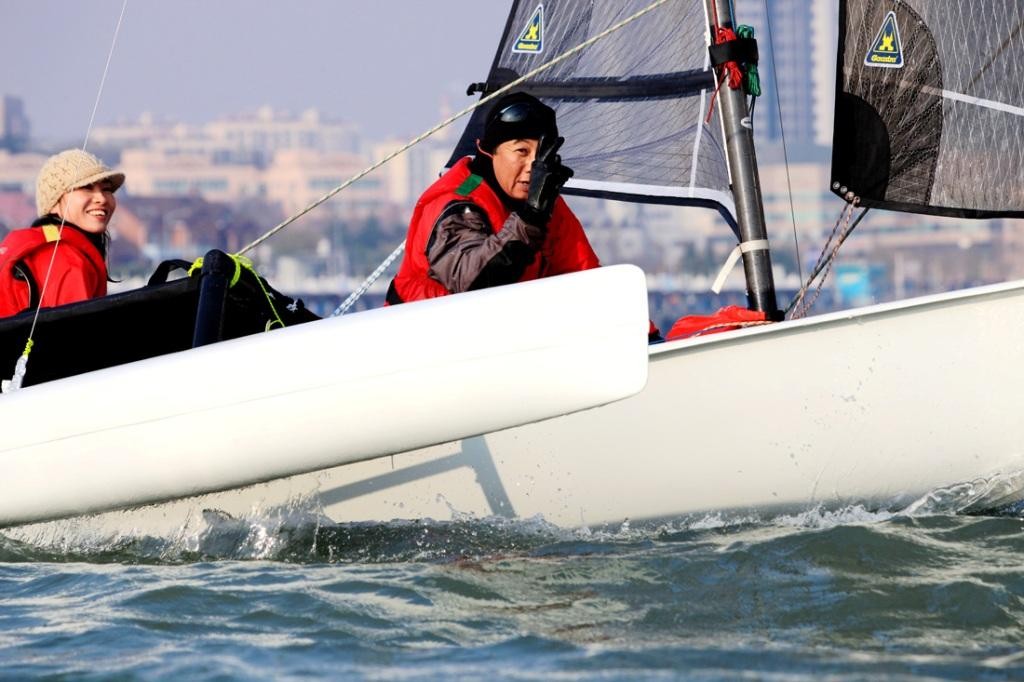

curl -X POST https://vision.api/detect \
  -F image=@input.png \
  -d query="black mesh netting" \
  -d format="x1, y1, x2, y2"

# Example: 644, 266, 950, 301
448, 0, 734, 218
833, 0, 1024, 217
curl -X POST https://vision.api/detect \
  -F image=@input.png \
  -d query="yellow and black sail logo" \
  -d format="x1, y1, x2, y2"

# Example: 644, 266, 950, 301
864, 11, 904, 68
512, 4, 544, 54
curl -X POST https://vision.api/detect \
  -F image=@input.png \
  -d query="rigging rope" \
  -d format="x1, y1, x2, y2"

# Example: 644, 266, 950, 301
3, 0, 129, 394
83, 0, 129, 153
736, 25, 761, 97
760, 0, 803, 286
330, 241, 406, 317
703, 16, 760, 124
236, 0, 675, 259
705, 25, 742, 123
786, 203, 868, 319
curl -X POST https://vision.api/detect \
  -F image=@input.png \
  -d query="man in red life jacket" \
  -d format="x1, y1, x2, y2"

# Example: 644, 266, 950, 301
387, 92, 600, 305
0, 149, 124, 317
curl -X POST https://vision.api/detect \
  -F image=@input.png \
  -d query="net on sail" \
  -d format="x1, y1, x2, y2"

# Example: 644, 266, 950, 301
447, 0, 735, 220
832, 0, 1024, 218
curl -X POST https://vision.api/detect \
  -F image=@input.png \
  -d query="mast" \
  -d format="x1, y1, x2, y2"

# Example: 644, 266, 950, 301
704, 0, 780, 317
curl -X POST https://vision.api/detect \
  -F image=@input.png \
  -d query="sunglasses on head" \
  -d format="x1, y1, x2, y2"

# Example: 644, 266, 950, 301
494, 101, 542, 124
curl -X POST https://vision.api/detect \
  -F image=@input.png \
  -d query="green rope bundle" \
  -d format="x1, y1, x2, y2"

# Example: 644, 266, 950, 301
737, 25, 762, 97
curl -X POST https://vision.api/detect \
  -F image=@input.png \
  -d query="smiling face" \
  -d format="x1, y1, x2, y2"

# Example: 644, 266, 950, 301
51, 180, 117, 234
490, 138, 540, 200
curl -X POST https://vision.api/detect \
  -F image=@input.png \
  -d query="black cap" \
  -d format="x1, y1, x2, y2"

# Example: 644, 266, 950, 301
479, 92, 558, 152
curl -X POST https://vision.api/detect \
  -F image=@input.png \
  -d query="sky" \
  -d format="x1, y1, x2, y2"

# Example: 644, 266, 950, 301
1, 1, 512, 144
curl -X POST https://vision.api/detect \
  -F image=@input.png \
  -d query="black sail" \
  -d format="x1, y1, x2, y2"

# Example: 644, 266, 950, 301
832, 0, 1024, 218
448, 0, 735, 220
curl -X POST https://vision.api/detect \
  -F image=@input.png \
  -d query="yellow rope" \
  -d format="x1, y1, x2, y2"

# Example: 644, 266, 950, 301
187, 255, 244, 286
188, 254, 285, 330
237, 258, 286, 330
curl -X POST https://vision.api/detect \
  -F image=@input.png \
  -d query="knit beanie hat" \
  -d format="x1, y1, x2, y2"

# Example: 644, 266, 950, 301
36, 149, 125, 217
479, 92, 558, 153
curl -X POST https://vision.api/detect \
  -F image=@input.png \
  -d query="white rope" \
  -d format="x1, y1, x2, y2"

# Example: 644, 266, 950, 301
237, 0, 675, 257
330, 240, 406, 317
83, 0, 129, 152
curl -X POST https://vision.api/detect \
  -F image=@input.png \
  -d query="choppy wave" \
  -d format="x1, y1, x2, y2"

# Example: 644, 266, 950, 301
2, 477, 1024, 679
3, 471, 1024, 565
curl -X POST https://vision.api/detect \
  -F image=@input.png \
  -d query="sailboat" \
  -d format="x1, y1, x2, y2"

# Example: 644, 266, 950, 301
3, 0, 1024, 531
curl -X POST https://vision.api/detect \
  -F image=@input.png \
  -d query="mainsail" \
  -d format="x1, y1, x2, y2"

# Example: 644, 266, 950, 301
832, 0, 1024, 218
448, 0, 735, 221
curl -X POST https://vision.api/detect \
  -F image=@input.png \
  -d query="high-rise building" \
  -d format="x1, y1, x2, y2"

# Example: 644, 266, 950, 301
732, 0, 836, 154
0, 96, 31, 153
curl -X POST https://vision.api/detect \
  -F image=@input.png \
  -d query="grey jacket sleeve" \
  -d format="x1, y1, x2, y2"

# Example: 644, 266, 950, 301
426, 201, 546, 293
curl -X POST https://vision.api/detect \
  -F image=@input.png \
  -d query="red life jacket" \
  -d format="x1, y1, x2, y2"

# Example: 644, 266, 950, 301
0, 223, 107, 317
389, 157, 599, 303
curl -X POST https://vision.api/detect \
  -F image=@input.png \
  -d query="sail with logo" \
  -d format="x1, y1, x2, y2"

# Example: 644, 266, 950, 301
448, 0, 737, 222
832, 0, 1024, 218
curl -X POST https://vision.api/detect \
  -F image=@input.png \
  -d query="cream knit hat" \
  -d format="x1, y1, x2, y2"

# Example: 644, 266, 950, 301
35, 149, 126, 217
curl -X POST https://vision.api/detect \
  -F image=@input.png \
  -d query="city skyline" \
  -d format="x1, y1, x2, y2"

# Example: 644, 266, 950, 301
4, 1, 843, 149
1, 1, 510, 145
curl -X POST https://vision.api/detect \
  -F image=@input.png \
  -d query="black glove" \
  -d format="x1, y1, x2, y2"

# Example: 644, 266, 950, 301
519, 135, 573, 226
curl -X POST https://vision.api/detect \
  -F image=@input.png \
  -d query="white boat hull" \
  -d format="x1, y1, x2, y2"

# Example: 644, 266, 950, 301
8, 278, 1024, 534
0, 265, 650, 527
183, 279, 1024, 528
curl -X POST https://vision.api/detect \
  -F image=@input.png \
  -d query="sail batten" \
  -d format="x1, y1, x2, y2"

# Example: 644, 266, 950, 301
471, 70, 716, 100
448, 0, 732, 218
933, 89, 1024, 119
565, 178, 735, 211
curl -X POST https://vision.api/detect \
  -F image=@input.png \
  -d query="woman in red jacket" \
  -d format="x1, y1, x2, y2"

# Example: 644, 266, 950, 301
0, 149, 124, 317
387, 92, 599, 304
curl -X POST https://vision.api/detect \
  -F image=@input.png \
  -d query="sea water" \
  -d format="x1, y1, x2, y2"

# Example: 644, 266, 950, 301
1, 491, 1023, 680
